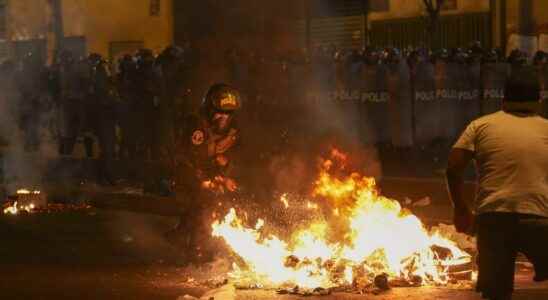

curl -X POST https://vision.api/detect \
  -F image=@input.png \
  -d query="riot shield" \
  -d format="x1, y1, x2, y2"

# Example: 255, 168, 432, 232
540, 65, 548, 119
435, 61, 460, 143
360, 64, 390, 145
413, 61, 440, 146
458, 62, 481, 132
481, 63, 509, 115
386, 61, 413, 148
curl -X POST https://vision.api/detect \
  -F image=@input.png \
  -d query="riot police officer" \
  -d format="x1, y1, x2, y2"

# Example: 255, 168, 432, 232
134, 49, 163, 160
167, 83, 241, 263
116, 54, 139, 160
56, 50, 90, 155
17, 52, 49, 151
87, 53, 116, 185
507, 49, 528, 66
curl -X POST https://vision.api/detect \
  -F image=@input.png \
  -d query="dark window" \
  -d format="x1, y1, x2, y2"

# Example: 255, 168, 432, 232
150, 0, 161, 16
441, 0, 457, 10
369, 0, 389, 12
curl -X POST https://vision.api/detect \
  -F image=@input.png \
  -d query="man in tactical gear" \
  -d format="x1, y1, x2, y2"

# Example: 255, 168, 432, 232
167, 83, 241, 263
56, 50, 91, 155
116, 54, 139, 160
16, 52, 48, 152
507, 49, 528, 66
134, 49, 163, 160
87, 53, 117, 185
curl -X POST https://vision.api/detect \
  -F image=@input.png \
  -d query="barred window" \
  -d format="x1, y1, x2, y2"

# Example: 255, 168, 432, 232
150, 0, 161, 16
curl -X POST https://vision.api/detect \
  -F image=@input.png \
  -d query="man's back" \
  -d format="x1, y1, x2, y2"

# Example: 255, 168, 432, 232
454, 110, 548, 216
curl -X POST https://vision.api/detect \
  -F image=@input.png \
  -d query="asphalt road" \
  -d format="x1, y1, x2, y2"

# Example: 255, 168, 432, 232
1, 177, 547, 300
0, 210, 210, 299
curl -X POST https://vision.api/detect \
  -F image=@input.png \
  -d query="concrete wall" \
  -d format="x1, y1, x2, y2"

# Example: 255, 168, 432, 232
65, 0, 173, 55
6, 0, 173, 61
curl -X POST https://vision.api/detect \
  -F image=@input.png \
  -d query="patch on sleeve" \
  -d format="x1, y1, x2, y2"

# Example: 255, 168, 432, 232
191, 130, 205, 145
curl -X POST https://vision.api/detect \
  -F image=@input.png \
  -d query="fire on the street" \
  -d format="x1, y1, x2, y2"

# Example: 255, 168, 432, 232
2, 189, 91, 215
212, 149, 474, 291
2, 189, 40, 215
3, 201, 36, 215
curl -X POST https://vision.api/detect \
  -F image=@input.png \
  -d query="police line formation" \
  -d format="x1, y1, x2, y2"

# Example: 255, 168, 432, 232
0, 45, 547, 159
294, 46, 548, 148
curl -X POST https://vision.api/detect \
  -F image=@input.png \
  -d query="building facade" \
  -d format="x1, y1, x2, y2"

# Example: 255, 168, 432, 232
292, 0, 493, 50
200, 0, 545, 52
0, 0, 173, 65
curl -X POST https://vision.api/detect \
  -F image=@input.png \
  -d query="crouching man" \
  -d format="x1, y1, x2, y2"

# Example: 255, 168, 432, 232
446, 66, 548, 300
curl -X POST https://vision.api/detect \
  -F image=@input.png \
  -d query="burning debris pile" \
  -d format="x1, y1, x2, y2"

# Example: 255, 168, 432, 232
2, 189, 90, 215
210, 149, 475, 294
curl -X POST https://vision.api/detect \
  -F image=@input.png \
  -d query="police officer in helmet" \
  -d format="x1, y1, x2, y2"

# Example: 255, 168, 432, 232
167, 83, 241, 263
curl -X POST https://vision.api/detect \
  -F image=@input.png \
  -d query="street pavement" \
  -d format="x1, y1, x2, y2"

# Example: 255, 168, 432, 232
1, 177, 547, 299
235, 271, 548, 299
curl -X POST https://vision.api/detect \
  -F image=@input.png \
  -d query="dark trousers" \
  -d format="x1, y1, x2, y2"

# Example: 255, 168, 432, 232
476, 212, 548, 299
59, 99, 86, 155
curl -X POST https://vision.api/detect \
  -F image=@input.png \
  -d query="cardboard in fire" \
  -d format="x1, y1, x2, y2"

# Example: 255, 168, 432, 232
361, 64, 390, 145
435, 62, 460, 142
481, 63, 509, 115
386, 61, 413, 148
414, 61, 441, 146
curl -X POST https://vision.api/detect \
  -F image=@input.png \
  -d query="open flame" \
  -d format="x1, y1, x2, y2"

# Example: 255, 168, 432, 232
3, 201, 36, 215
3, 189, 41, 215
211, 149, 472, 289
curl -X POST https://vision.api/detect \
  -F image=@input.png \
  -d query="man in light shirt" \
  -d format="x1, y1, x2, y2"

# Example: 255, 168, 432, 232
446, 66, 548, 300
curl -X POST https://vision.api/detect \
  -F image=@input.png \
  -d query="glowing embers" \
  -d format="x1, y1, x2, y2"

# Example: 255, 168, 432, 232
211, 149, 473, 290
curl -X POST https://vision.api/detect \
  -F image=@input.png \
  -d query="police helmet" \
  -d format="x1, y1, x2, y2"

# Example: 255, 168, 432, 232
507, 49, 528, 65
135, 48, 155, 67
161, 46, 183, 60
200, 83, 241, 117
88, 53, 104, 66
533, 51, 547, 65
385, 48, 401, 63
482, 49, 499, 64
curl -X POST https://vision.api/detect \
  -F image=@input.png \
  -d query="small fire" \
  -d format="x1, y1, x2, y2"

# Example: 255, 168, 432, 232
3, 189, 41, 215
212, 149, 472, 289
306, 201, 318, 210
280, 194, 290, 208
16, 189, 40, 195
3, 201, 36, 215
